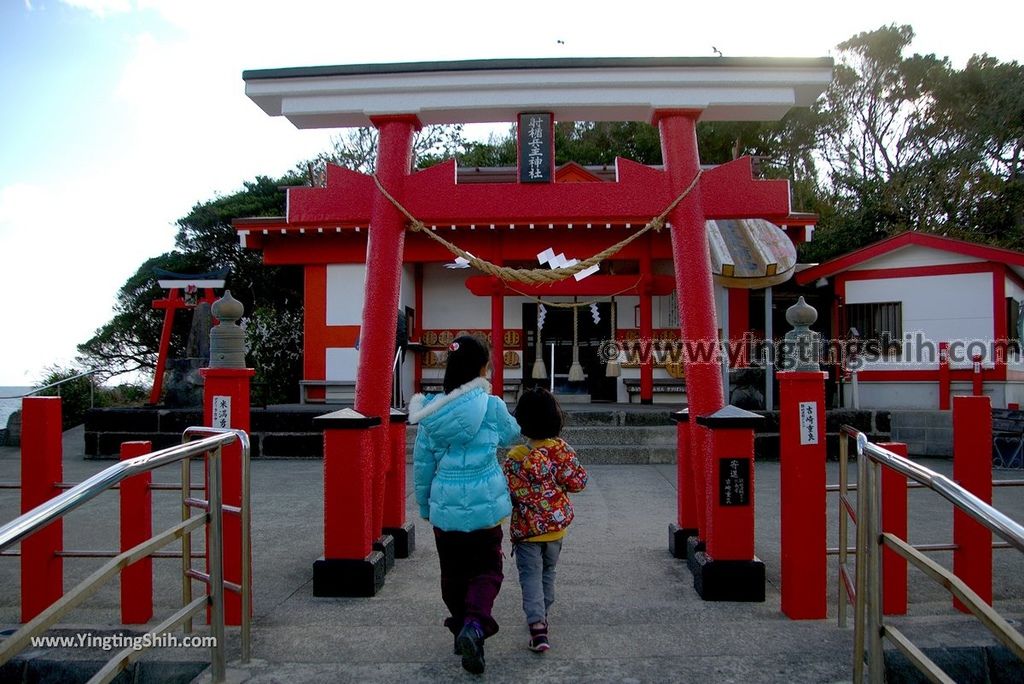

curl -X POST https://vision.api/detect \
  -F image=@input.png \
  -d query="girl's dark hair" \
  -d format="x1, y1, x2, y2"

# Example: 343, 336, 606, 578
513, 387, 565, 440
442, 335, 491, 394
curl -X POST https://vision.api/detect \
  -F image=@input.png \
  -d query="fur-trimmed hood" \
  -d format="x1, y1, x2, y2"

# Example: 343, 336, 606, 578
407, 377, 492, 445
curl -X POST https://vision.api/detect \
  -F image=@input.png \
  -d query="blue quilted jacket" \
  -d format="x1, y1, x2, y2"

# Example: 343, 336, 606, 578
409, 377, 521, 532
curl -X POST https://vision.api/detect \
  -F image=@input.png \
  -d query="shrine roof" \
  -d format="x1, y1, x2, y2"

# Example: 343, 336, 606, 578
243, 56, 834, 128
795, 232, 1024, 284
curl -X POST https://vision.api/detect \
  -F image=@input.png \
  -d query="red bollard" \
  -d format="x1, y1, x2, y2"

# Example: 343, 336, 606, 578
20, 397, 63, 622
313, 409, 386, 597
382, 409, 415, 558
201, 367, 254, 625
778, 370, 828, 619
669, 409, 700, 558
953, 395, 993, 611
120, 441, 153, 624
692, 406, 764, 602
878, 442, 908, 616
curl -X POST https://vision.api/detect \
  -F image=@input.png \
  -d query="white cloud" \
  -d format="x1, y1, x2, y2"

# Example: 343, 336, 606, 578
59, 0, 133, 17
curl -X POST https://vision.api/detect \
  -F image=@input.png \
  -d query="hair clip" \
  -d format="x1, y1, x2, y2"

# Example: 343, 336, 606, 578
448, 341, 460, 352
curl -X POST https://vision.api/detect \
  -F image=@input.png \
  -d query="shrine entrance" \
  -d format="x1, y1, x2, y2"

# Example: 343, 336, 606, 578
522, 302, 617, 402
240, 55, 833, 601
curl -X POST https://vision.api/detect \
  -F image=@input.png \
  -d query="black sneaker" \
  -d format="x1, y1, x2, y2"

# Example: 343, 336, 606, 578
528, 622, 550, 653
456, 621, 486, 674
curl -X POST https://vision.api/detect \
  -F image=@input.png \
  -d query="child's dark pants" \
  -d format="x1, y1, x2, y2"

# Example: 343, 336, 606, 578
433, 525, 504, 638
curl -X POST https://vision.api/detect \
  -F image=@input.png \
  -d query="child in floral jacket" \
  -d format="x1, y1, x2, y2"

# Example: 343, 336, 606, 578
503, 387, 588, 652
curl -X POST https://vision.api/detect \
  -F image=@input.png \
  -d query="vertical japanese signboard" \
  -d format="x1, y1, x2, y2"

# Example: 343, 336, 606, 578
518, 112, 553, 183
213, 395, 231, 429
799, 401, 819, 445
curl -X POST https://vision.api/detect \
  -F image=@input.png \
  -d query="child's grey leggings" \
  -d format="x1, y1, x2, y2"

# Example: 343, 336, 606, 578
514, 539, 563, 625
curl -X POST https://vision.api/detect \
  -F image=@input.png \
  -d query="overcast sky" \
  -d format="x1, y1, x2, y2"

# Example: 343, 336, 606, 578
1, 0, 1022, 385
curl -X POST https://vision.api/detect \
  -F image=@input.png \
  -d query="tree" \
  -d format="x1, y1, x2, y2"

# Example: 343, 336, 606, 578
79, 174, 305, 403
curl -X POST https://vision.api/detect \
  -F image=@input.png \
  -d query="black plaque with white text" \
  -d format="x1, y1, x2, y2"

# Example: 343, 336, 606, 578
517, 112, 553, 183
719, 458, 750, 506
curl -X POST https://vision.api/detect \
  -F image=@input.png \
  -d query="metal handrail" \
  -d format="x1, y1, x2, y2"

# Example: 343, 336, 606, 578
841, 425, 1024, 682
0, 432, 235, 552
0, 429, 248, 684
0, 369, 103, 400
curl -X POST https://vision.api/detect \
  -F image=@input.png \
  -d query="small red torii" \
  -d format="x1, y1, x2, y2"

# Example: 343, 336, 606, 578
149, 267, 227, 405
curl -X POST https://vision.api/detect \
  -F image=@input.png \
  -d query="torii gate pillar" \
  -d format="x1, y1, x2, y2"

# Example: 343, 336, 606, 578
314, 116, 420, 595
658, 110, 764, 601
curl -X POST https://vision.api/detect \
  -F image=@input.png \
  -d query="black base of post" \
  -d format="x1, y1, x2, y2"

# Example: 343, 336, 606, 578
383, 523, 416, 559
313, 552, 385, 597
373, 535, 395, 572
687, 538, 765, 602
668, 523, 699, 560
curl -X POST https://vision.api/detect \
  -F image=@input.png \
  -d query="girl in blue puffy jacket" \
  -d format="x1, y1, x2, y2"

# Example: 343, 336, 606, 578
408, 335, 521, 675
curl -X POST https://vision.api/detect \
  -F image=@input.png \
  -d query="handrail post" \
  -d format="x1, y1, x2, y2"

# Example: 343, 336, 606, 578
838, 431, 849, 628
20, 396, 63, 622
182, 455, 194, 634
120, 441, 153, 624
853, 433, 868, 682
207, 445, 227, 683
865, 444, 885, 681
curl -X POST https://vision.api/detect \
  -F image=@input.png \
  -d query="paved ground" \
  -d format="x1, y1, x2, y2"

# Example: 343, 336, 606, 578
0, 427, 1022, 682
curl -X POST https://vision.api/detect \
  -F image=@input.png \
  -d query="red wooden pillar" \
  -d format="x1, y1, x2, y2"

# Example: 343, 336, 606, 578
877, 442, 909, 616
657, 110, 730, 586
668, 409, 701, 558
639, 244, 654, 404
313, 410, 385, 596
20, 396, 63, 622
953, 395, 993, 611
728, 288, 750, 367
150, 290, 181, 405
201, 367, 254, 625
382, 409, 415, 558
120, 440, 153, 624
692, 407, 764, 601
491, 284, 505, 398
778, 370, 828, 619
343, 116, 418, 594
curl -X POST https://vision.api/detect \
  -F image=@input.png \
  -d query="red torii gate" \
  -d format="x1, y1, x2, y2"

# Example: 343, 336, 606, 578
243, 57, 833, 598
149, 268, 226, 405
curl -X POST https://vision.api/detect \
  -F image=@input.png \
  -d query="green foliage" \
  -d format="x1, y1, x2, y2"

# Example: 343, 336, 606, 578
34, 366, 98, 430
244, 305, 304, 404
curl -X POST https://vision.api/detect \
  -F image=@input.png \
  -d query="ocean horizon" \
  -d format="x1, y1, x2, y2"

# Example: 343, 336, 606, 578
0, 387, 33, 429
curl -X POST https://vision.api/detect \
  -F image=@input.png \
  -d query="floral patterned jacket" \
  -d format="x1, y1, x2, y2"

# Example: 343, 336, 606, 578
502, 438, 588, 542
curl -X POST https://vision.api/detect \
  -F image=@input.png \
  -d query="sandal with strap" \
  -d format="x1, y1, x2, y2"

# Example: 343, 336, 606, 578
528, 622, 550, 652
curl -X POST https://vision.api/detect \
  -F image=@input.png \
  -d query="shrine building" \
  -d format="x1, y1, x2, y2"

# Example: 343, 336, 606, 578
235, 57, 833, 406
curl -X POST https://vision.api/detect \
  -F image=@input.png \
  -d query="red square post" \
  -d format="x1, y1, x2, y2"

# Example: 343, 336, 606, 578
313, 409, 386, 597
20, 396, 63, 622
201, 366, 254, 626
877, 442, 909, 616
669, 409, 700, 558
778, 370, 828, 619
953, 395, 993, 611
382, 409, 415, 558
120, 440, 153, 624
690, 406, 764, 602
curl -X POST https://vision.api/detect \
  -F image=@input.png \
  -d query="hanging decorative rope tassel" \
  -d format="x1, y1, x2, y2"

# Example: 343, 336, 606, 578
532, 305, 547, 380
606, 297, 621, 378
568, 300, 586, 382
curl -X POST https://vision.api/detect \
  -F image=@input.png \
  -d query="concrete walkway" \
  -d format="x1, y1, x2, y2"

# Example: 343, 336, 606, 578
1, 427, 1023, 682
